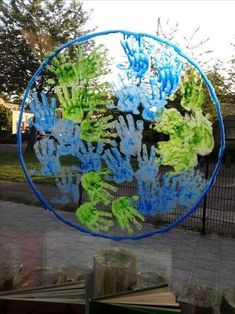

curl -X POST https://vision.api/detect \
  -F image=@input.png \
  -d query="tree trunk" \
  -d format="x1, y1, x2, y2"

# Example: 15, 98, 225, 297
93, 247, 137, 297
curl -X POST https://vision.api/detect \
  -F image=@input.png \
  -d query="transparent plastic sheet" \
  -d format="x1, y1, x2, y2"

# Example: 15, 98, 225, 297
17, 30, 225, 240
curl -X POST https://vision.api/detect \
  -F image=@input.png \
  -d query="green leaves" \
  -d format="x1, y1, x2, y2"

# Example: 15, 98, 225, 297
0, 103, 12, 131
0, 0, 92, 100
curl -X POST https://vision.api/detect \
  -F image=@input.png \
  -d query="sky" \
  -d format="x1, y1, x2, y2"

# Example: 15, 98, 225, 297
82, 0, 235, 68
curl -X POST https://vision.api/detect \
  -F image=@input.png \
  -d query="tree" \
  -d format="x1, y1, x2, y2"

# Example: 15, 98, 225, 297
155, 18, 235, 120
0, 104, 12, 131
155, 18, 214, 69
203, 64, 235, 120
0, 0, 92, 102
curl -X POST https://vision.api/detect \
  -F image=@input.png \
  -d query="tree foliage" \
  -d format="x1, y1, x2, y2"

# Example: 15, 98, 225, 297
203, 65, 235, 120
155, 17, 235, 120
0, 104, 12, 131
0, 0, 92, 102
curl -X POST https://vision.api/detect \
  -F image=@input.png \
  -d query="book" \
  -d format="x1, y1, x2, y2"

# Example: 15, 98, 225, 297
89, 283, 181, 314
0, 280, 86, 314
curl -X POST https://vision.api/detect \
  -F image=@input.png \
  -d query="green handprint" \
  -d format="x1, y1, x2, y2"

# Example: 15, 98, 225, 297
47, 46, 112, 123
48, 46, 109, 87
81, 170, 117, 205
153, 108, 191, 140
80, 115, 117, 143
55, 85, 84, 123
180, 69, 204, 112
187, 110, 214, 156
55, 84, 108, 123
112, 197, 144, 233
155, 108, 214, 172
47, 50, 80, 87
75, 202, 113, 232
157, 138, 198, 173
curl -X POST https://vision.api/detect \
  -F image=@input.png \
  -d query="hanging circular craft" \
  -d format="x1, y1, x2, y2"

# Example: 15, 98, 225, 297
17, 30, 225, 240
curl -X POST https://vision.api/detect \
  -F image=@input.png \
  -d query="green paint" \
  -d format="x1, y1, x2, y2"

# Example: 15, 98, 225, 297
48, 47, 109, 86
154, 108, 190, 140
189, 111, 214, 155
81, 170, 117, 205
157, 139, 198, 173
48, 46, 111, 123
80, 115, 116, 143
180, 69, 204, 112
55, 85, 84, 123
112, 196, 144, 233
75, 202, 113, 232
155, 108, 214, 172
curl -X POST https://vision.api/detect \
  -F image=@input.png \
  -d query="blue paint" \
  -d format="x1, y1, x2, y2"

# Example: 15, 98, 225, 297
102, 146, 134, 184
113, 42, 183, 121
29, 92, 57, 133
118, 35, 150, 78
140, 51, 183, 122
111, 79, 141, 114
34, 138, 61, 176
135, 145, 159, 183
17, 29, 225, 240
52, 171, 81, 205
51, 120, 78, 156
137, 169, 207, 216
75, 141, 104, 173
115, 114, 143, 156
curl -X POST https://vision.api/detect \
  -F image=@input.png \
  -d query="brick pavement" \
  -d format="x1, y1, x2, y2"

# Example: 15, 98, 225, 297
0, 200, 235, 311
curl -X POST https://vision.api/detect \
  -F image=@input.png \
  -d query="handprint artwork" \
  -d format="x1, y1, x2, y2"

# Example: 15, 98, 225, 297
18, 30, 224, 239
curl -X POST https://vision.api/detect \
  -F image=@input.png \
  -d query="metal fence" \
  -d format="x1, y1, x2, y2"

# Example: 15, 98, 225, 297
0, 144, 234, 236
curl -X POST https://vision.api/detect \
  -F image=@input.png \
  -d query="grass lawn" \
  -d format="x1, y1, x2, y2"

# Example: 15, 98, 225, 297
0, 145, 140, 185
0, 150, 42, 182
0, 150, 80, 183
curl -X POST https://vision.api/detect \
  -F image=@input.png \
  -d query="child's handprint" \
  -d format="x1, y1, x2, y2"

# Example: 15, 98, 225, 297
34, 138, 60, 176
29, 92, 57, 132
76, 202, 113, 232
116, 114, 143, 156
102, 146, 133, 183
135, 144, 160, 183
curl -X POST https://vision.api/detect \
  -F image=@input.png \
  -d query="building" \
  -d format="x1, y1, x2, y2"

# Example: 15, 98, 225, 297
0, 98, 33, 134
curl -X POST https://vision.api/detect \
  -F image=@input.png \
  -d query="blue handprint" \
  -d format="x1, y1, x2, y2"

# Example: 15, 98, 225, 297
154, 51, 183, 97
118, 35, 150, 79
74, 141, 104, 173
176, 169, 207, 208
52, 170, 81, 205
102, 146, 134, 184
135, 144, 160, 183
51, 120, 79, 156
137, 180, 160, 216
34, 137, 60, 176
140, 78, 167, 122
116, 114, 143, 156
29, 92, 57, 133
139, 52, 183, 122
111, 76, 141, 114
137, 175, 178, 215
156, 174, 179, 212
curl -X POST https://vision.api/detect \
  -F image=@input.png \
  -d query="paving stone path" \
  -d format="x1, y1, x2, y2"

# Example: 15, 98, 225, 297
0, 200, 234, 312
